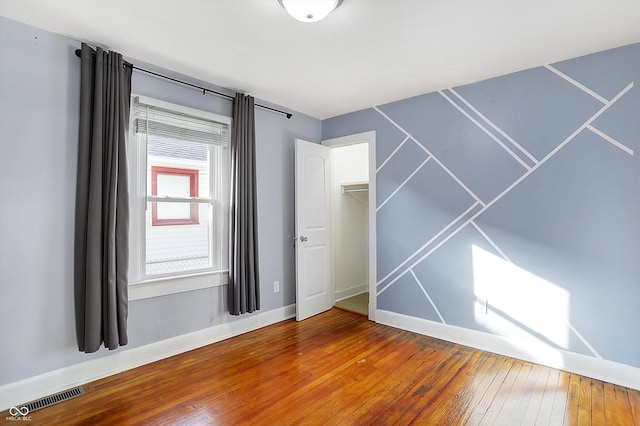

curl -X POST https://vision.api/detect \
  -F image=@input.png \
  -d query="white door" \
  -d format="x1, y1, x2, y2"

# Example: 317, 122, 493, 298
295, 139, 332, 321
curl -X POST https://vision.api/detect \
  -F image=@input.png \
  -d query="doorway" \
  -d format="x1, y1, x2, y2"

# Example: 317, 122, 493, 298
322, 132, 376, 320
330, 143, 369, 315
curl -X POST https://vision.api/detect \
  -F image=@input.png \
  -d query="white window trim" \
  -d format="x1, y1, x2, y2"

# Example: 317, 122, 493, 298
128, 95, 231, 300
129, 270, 229, 301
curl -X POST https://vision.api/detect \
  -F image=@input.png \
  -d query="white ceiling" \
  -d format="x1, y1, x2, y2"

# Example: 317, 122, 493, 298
1, 0, 640, 119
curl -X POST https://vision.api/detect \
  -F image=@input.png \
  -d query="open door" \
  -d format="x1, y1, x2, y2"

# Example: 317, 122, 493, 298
295, 139, 332, 321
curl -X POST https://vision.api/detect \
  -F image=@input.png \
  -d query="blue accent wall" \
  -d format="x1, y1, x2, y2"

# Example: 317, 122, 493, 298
323, 43, 640, 369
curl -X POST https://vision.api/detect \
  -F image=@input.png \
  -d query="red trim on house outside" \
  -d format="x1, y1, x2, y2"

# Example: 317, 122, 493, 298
151, 166, 199, 226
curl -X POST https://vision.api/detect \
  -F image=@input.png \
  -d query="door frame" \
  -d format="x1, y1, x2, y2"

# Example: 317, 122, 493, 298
321, 131, 376, 321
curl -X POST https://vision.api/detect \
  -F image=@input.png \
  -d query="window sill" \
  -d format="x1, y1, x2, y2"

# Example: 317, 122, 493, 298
128, 270, 228, 301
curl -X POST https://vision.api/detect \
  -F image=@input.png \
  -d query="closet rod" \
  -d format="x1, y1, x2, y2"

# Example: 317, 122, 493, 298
74, 49, 293, 119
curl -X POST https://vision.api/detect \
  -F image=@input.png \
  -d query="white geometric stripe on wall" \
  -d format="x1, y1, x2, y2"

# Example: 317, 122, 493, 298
376, 201, 481, 293
586, 124, 634, 155
410, 269, 446, 324
375, 138, 430, 209
545, 64, 610, 104
373, 106, 485, 206
376, 156, 431, 212
439, 90, 533, 170
470, 221, 511, 262
545, 64, 634, 155
376, 136, 410, 173
447, 88, 539, 165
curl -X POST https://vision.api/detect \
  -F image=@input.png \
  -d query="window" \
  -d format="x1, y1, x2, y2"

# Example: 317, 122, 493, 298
128, 96, 230, 299
151, 166, 199, 226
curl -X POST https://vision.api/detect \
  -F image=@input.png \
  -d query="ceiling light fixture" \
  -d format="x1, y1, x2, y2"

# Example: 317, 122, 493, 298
278, 0, 343, 23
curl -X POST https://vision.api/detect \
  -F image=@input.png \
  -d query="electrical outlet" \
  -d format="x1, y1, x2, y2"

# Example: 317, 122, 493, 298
474, 296, 488, 315
274, 281, 280, 293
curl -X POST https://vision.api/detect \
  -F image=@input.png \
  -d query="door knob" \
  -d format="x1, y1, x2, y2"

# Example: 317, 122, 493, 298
299, 236, 308, 242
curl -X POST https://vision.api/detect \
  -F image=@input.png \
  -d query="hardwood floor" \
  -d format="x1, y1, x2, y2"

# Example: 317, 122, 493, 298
19, 309, 639, 425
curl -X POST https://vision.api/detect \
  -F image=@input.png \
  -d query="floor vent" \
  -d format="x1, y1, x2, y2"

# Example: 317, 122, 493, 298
21, 386, 85, 414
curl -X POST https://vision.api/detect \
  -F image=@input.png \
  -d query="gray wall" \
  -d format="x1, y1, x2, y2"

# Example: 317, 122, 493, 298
324, 43, 640, 369
0, 16, 320, 385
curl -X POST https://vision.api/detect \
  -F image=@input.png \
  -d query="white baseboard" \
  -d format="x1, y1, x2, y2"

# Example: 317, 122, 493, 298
0, 304, 296, 411
335, 283, 368, 302
375, 309, 640, 391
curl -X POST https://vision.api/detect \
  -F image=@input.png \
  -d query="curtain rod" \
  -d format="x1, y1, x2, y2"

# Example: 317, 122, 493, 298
74, 49, 293, 119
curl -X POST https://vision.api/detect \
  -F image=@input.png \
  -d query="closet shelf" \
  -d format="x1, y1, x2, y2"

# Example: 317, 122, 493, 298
341, 182, 369, 194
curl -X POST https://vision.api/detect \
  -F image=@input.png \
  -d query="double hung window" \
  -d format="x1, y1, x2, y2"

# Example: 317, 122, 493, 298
128, 96, 230, 299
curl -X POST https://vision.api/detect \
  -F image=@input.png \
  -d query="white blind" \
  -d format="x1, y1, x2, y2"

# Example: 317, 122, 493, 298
132, 98, 229, 146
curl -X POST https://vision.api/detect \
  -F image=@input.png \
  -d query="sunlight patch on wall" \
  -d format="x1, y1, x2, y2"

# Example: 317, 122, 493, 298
472, 245, 570, 351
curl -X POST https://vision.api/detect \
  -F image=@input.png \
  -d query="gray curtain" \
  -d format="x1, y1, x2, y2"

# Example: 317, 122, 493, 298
228, 93, 260, 315
74, 43, 132, 353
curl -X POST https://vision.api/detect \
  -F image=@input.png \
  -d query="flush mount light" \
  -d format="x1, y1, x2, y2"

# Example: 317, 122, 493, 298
278, 0, 343, 23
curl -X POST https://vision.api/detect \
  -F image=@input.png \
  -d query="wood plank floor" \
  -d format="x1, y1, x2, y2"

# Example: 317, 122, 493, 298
16, 309, 639, 425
